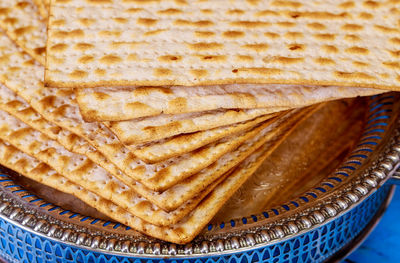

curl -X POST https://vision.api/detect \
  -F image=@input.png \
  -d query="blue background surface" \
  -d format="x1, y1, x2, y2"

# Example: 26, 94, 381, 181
344, 188, 400, 263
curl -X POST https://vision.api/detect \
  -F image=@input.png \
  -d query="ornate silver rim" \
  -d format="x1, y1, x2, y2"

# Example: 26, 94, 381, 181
0, 94, 399, 257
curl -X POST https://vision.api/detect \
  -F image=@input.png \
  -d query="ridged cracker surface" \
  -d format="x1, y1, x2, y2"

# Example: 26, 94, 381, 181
0, 83, 125, 180
129, 113, 280, 163
46, 0, 400, 89
0, 78, 269, 171
0, 0, 46, 65
0, 33, 264, 210
0, 137, 276, 244
0, 109, 230, 226
76, 85, 381, 121
108, 108, 278, 144
0, 33, 271, 193
0, 0, 382, 125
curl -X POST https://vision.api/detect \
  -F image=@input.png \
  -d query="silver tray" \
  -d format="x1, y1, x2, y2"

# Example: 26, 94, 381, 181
0, 93, 399, 262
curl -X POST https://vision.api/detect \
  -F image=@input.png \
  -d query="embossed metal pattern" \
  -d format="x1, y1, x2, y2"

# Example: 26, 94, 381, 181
0, 93, 398, 261
0, 185, 392, 262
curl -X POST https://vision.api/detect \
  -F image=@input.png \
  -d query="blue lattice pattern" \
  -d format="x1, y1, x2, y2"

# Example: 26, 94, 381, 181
0, 94, 395, 237
0, 185, 390, 263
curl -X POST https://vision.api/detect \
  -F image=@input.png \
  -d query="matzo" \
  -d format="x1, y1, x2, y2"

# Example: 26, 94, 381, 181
0, 109, 229, 226
124, 108, 313, 211
0, 83, 128, 183
46, 0, 400, 90
0, 32, 308, 210
0, 33, 268, 192
0, 80, 269, 199
0, 2, 382, 123
129, 113, 281, 163
76, 85, 382, 121
0, 137, 274, 244
107, 108, 278, 144
0, 0, 46, 65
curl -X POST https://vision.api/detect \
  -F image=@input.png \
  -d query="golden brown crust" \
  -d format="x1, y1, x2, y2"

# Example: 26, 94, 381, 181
46, 78, 400, 91
45, 0, 400, 89
108, 109, 279, 145
76, 85, 382, 122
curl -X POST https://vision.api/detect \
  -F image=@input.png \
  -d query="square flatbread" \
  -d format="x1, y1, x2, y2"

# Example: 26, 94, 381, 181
107, 108, 279, 144
76, 85, 382, 121
0, 2, 383, 124
0, 108, 231, 226
127, 113, 280, 163
46, 0, 400, 89
0, 136, 275, 244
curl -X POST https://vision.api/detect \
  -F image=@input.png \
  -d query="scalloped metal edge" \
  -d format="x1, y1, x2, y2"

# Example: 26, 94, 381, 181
0, 103, 399, 257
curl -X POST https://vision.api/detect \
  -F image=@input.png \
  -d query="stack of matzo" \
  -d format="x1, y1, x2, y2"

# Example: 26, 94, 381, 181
0, 0, 398, 244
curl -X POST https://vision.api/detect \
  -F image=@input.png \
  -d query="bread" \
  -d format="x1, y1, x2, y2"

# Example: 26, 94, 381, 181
129, 113, 280, 163
0, 136, 274, 243
76, 85, 382, 121
107, 108, 278, 144
46, 0, 400, 90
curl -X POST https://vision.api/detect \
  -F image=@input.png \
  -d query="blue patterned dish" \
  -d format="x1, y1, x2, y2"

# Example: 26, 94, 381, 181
0, 93, 399, 263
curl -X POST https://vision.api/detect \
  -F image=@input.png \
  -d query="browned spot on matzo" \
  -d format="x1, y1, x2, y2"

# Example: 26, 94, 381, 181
69, 70, 88, 79
52, 29, 84, 38
382, 62, 400, 70
226, 9, 245, 15
242, 43, 269, 52
99, 55, 122, 65
359, 12, 373, 19
344, 34, 361, 42
188, 42, 223, 51
154, 68, 172, 77
137, 18, 158, 26
223, 31, 245, 38
194, 31, 215, 38
271, 0, 302, 8
144, 29, 166, 36
322, 45, 339, 53
313, 34, 335, 41
390, 38, 400, 45
158, 8, 182, 15
197, 55, 226, 62
231, 21, 271, 28
78, 55, 95, 64
270, 56, 304, 64
342, 24, 364, 31
307, 22, 326, 30
314, 58, 335, 65
158, 55, 182, 62
50, 44, 68, 52
264, 32, 280, 39
338, 1, 355, 8
190, 69, 208, 78
78, 18, 96, 26
334, 71, 375, 80
174, 19, 213, 27
345, 46, 369, 55
74, 43, 94, 51
285, 32, 303, 40
353, 61, 369, 68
